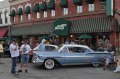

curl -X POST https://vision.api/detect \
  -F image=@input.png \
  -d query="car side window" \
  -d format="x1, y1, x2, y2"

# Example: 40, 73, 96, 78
45, 46, 56, 51
68, 47, 87, 53
61, 46, 69, 52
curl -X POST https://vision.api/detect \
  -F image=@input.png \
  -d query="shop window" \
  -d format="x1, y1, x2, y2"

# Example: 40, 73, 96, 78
88, 4, 94, 11
18, 15, 22, 22
5, 11, 8, 23
36, 12, 40, 19
77, 5, 82, 13
101, 1, 106, 9
51, 10, 55, 17
44, 11, 47, 18
63, 8, 68, 15
0, 12, 2, 24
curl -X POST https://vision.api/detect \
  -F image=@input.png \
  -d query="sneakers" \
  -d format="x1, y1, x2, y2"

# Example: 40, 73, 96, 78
25, 69, 28, 73
11, 72, 19, 76
17, 69, 28, 73
17, 69, 22, 73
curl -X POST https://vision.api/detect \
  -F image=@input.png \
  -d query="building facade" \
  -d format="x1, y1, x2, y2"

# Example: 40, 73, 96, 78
9, 0, 119, 50
0, 0, 11, 42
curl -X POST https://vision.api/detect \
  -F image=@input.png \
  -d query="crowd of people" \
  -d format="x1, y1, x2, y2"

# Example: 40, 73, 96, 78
0, 38, 120, 76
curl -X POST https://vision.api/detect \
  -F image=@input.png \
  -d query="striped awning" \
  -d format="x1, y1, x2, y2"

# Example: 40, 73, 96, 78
71, 16, 112, 33
10, 23, 53, 36
30, 23, 53, 35
11, 26, 31, 36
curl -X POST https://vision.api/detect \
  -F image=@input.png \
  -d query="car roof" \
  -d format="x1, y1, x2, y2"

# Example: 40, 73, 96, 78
45, 44, 58, 48
61, 44, 90, 49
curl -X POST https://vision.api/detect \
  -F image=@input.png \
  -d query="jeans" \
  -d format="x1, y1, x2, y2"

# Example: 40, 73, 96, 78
11, 57, 18, 74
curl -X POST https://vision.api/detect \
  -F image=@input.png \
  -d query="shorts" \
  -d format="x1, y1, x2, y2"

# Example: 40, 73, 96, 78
0, 52, 3, 58
21, 54, 29, 64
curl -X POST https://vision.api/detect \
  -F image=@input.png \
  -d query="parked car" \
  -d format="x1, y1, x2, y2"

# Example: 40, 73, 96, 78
32, 44, 113, 69
18, 44, 58, 63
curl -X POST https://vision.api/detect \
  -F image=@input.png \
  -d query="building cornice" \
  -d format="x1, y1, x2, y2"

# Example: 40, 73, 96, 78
9, 0, 30, 6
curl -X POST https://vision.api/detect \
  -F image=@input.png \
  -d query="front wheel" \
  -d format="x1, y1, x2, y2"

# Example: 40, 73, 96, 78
44, 59, 55, 69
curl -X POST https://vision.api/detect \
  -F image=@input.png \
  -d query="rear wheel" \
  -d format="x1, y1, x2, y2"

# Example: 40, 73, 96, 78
92, 63, 100, 67
44, 59, 55, 69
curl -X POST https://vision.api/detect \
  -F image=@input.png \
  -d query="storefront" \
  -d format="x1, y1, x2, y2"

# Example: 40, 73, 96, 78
10, 15, 113, 49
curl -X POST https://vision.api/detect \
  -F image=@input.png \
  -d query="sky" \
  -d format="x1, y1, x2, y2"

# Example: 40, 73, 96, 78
0, 0, 4, 1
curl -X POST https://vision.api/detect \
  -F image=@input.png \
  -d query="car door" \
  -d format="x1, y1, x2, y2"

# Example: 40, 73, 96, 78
64, 47, 94, 65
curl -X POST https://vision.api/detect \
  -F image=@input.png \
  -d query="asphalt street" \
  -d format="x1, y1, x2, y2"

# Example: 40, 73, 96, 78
0, 58, 120, 79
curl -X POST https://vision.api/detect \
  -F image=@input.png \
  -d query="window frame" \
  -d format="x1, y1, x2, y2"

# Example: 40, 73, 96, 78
63, 7, 68, 15
76, 5, 83, 13
51, 9, 55, 17
88, 3, 94, 11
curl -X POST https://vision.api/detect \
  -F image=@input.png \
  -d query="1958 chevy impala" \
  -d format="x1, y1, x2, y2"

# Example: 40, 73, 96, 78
32, 44, 112, 69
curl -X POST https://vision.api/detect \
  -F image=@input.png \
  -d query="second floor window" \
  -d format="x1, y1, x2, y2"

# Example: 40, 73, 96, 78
88, 4, 94, 11
18, 15, 22, 22
12, 16, 15, 22
63, 8, 68, 15
26, 14, 31, 20
5, 11, 8, 23
37, 12, 40, 19
0, 13, 2, 24
51, 10, 55, 17
77, 5, 82, 13
101, 1, 106, 9
44, 11, 47, 18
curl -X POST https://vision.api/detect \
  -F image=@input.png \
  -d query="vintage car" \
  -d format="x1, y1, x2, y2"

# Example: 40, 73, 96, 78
32, 44, 112, 69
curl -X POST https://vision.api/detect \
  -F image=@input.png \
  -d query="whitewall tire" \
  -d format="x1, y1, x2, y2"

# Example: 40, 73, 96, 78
44, 59, 55, 69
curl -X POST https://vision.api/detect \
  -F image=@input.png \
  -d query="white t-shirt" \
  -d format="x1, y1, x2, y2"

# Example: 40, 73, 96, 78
9, 44, 19, 57
20, 44, 31, 54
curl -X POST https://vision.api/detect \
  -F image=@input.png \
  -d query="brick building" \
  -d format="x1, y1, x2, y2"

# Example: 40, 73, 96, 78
9, 0, 120, 50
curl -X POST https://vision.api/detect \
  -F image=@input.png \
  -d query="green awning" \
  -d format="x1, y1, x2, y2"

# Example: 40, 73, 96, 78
54, 19, 71, 36
17, 8, 23, 15
9, 10, 16, 16
47, 0, 55, 10
100, 0, 106, 2
25, 6, 31, 14
85, 0, 94, 4
71, 16, 112, 33
73, 0, 82, 5
59, 0, 68, 7
78, 34, 92, 39
39, 2, 47, 11
33, 3, 39, 12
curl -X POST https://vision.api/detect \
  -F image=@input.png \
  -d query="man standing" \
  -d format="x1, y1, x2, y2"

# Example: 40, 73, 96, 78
18, 40, 31, 73
9, 40, 19, 75
0, 41, 4, 63
33, 39, 46, 53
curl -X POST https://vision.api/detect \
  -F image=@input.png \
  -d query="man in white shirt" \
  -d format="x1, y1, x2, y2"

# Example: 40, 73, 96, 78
18, 40, 31, 73
9, 40, 19, 75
